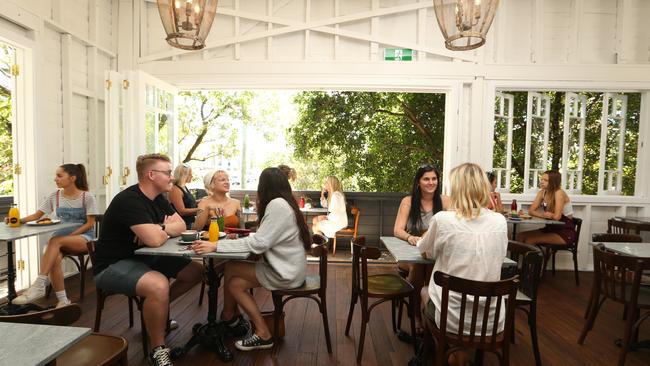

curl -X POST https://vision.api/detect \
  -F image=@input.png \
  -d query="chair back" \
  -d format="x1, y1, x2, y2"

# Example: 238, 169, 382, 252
350, 236, 380, 298
86, 239, 98, 266
311, 234, 329, 292
592, 244, 650, 305
507, 241, 543, 301
433, 271, 519, 348
607, 218, 640, 235
350, 207, 361, 237
94, 214, 104, 240
592, 233, 642, 243
0, 303, 82, 326
571, 217, 583, 248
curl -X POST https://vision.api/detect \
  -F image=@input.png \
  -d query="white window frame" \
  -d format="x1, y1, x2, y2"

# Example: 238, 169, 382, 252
562, 92, 587, 194
598, 93, 627, 195
493, 92, 514, 192
523, 92, 551, 194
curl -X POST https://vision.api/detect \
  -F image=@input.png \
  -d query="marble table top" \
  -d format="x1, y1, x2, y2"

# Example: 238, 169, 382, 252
135, 236, 250, 260
589, 241, 650, 258
506, 217, 564, 226
0, 222, 78, 242
0, 322, 90, 366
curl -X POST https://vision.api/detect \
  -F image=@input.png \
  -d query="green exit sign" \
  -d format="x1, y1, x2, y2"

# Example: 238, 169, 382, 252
384, 48, 413, 61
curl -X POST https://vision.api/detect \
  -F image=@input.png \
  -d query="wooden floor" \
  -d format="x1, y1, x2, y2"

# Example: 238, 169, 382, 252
41, 264, 650, 365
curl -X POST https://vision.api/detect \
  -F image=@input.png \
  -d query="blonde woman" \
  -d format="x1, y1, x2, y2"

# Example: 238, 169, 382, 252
169, 163, 199, 229
193, 170, 242, 230
417, 163, 507, 365
312, 176, 347, 238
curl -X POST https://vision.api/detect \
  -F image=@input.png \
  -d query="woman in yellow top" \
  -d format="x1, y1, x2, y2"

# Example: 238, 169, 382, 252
193, 170, 242, 230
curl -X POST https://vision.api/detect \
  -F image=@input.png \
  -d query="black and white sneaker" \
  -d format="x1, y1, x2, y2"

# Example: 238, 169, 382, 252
223, 315, 251, 338
150, 346, 174, 366
235, 334, 274, 351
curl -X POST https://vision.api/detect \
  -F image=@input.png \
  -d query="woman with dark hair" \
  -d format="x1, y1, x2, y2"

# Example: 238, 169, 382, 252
486, 171, 504, 213
517, 170, 575, 245
393, 164, 450, 332
192, 167, 311, 351
11, 164, 99, 307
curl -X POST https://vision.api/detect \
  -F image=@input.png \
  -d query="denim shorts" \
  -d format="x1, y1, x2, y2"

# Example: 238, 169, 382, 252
94, 255, 192, 297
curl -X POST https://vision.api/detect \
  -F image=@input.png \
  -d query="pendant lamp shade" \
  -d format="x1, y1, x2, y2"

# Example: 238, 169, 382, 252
433, 0, 499, 51
157, 0, 219, 50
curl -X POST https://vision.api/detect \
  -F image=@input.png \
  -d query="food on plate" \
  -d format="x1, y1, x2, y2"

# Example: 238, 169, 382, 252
36, 218, 53, 225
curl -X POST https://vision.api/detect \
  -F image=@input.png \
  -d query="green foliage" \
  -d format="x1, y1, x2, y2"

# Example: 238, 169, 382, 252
289, 91, 445, 192
492, 91, 640, 195
0, 44, 14, 196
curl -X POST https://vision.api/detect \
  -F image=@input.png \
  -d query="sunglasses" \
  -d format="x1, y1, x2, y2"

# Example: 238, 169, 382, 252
418, 163, 436, 170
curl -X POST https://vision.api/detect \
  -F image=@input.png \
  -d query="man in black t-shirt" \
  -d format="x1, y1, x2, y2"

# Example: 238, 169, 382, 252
93, 154, 202, 366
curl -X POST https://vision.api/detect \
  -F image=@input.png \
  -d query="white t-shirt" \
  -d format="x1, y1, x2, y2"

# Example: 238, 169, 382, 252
417, 208, 508, 335
38, 190, 100, 216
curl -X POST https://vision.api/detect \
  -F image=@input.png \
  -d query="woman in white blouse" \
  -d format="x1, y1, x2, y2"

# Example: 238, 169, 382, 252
417, 163, 508, 365
312, 176, 348, 238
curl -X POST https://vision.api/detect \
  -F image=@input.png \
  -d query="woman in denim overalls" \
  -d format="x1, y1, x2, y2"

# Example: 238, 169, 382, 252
12, 164, 98, 307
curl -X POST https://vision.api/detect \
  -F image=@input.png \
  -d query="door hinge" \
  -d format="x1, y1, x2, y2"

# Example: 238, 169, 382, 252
122, 79, 130, 89
10, 64, 19, 76
17, 259, 25, 271
14, 164, 22, 175
105, 79, 112, 89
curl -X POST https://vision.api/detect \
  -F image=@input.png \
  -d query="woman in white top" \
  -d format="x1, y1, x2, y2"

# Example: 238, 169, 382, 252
312, 176, 348, 238
11, 164, 99, 307
417, 163, 507, 365
516, 170, 576, 245
192, 167, 311, 351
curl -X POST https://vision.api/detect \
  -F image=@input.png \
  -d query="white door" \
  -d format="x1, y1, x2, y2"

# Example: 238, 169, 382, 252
104, 71, 133, 202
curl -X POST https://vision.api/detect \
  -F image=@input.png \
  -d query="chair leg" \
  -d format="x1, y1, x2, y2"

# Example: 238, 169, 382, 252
356, 305, 368, 364
344, 291, 358, 336
320, 295, 333, 353
573, 250, 580, 286
618, 304, 637, 366
584, 278, 598, 319
397, 298, 405, 331
551, 250, 556, 276
78, 255, 86, 300
528, 305, 542, 366
198, 281, 206, 306
391, 299, 397, 333
578, 293, 604, 344
475, 350, 485, 366
408, 293, 418, 354
128, 297, 134, 328
332, 236, 337, 257
139, 299, 149, 357
272, 294, 283, 358
94, 291, 105, 332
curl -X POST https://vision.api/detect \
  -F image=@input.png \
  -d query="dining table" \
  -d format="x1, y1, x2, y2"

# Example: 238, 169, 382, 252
135, 236, 250, 362
0, 322, 90, 366
0, 221, 78, 315
242, 206, 328, 222
506, 216, 564, 240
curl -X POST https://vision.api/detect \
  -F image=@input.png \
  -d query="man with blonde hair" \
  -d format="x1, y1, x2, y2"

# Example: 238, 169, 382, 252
93, 153, 203, 366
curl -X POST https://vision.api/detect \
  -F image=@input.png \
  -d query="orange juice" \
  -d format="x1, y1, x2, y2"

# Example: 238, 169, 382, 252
208, 217, 220, 242
8, 204, 20, 227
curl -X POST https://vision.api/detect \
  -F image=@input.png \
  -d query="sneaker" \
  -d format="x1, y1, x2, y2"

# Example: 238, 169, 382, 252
168, 319, 179, 331
223, 315, 251, 338
56, 300, 72, 308
235, 333, 274, 351
12, 285, 46, 305
149, 346, 173, 366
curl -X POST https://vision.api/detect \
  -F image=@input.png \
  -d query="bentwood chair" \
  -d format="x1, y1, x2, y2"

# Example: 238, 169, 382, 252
271, 234, 332, 357
608, 218, 642, 235
539, 217, 583, 286
422, 271, 519, 366
332, 207, 360, 256
345, 236, 416, 363
578, 244, 650, 366
507, 240, 543, 366
0, 303, 128, 366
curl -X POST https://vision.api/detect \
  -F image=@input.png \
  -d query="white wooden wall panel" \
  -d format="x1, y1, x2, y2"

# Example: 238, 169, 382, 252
61, 0, 90, 40
70, 40, 89, 89
580, 1, 617, 63
20, 0, 52, 19
71, 95, 90, 163
97, 0, 116, 51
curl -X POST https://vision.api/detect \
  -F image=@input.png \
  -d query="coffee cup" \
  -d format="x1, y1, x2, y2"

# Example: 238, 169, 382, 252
181, 230, 199, 242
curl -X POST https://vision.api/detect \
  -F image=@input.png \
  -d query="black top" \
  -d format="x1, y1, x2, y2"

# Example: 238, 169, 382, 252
93, 184, 175, 275
172, 184, 197, 229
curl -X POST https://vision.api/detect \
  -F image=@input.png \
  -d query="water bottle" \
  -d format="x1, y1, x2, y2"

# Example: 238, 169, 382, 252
299, 197, 305, 208
8, 204, 20, 227
208, 216, 220, 243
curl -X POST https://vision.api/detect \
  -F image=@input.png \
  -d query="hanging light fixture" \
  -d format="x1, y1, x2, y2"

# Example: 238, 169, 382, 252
157, 0, 219, 50
433, 0, 499, 51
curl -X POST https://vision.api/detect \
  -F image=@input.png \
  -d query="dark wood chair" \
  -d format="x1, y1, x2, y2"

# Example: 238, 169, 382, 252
271, 234, 332, 356
422, 271, 519, 366
507, 240, 543, 366
46, 214, 104, 301
345, 236, 416, 363
0, 303, 128, 366
332, 207, 360, 256
608, 218, 642, 235
578, 244, 650, 366
539, 217, 583, 286
87, 239, 148, 357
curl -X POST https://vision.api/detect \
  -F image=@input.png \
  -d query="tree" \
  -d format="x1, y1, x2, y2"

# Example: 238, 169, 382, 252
289, 91, 445, 192
0, 44, 14, 195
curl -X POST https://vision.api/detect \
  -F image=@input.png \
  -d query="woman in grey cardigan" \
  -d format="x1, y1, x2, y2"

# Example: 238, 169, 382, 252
192, 167, 312, 351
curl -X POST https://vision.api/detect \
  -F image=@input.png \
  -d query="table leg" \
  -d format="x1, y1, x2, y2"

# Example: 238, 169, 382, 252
511, 223, 518, 240
171, 258, 233, 362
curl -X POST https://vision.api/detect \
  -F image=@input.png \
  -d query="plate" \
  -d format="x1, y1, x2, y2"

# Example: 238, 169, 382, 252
509, 217, 522, 222
26, 219, 61, 226
198, 232, 227, 241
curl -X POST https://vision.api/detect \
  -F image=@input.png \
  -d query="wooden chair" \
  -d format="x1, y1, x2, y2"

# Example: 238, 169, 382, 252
422, 271, 519, 366
46, 214, 104, 301
507, 240, 543, 366
87, 239, 148, 357
539, 217, 583, 286
592, 233, 643, 243
271, 234, 332, 356
345, 236, 416, 363
0, 303, 128, 366
578, 244, 650, 366
608, 218, 642, 235
332, 207, 360, 256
